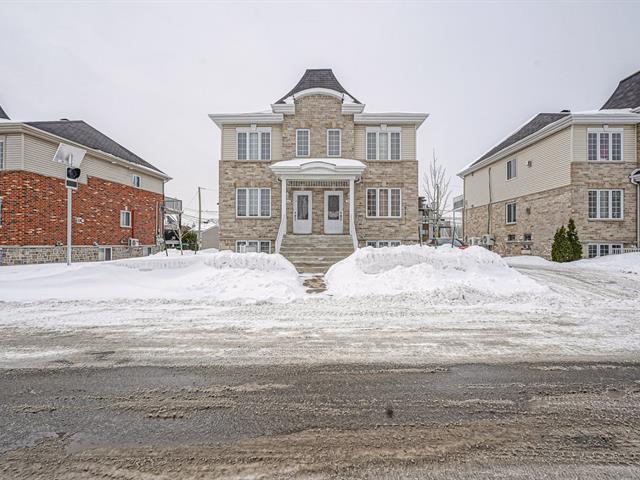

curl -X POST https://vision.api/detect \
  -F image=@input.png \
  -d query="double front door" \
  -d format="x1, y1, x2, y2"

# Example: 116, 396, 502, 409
293, 191, 343, 234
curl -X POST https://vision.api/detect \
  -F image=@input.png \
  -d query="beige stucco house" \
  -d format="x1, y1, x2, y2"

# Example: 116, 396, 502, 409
458, 70, 640, 259
209, 69, 428, 272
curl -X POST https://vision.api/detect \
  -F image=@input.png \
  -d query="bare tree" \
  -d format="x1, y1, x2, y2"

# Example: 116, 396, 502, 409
422, 151, 451, 239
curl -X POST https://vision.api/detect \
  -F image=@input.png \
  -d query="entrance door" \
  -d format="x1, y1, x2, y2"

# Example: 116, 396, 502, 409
324, 191, 343, 234
293, 191, 312, 234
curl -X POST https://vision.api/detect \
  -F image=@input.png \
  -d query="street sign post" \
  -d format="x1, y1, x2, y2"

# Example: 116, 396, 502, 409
52, 143, 86, 266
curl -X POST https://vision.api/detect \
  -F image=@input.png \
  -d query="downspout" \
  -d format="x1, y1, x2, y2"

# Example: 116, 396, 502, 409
630, 169, 640, 248
275, 177, 287, 253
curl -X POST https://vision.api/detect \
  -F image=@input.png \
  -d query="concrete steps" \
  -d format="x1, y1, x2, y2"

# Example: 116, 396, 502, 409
280, 235, 355, 274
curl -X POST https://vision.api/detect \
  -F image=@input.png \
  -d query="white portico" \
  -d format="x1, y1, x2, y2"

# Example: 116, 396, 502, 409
269, 158, 367, 253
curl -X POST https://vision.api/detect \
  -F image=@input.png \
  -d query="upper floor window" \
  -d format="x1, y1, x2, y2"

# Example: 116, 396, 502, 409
237, 128, 271, 160
587, 129, 622, 161
236, 188, 271, 218
132, 175, 141, 188
366, 187, 401, 218
588, 189, 623, 220
0, 140, 4, 169
327, 129, 341, 157
296, 129, 310, 157
120, 209, 132, 228
505, 202, 516, 224
366, 127, 401, 160
506, 158, 517, 180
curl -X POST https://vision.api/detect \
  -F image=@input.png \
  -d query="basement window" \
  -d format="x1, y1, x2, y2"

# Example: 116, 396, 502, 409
98, 247, 112, 261
236, 240, 271, 254
588, 243, 623, 258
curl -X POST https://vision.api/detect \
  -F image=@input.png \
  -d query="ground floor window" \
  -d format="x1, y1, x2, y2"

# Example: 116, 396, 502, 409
366, 240, 401, 248
587, 243, 623, 258
143, 246, 152, 256
98, 247, 112, 261
236, 240, 271, 254
366, 188, 401, 217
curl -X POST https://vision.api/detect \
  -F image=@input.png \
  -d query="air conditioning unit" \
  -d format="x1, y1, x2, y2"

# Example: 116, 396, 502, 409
481, 234, 495, 246
469, 237, 482, 246
128, 238, 140, 247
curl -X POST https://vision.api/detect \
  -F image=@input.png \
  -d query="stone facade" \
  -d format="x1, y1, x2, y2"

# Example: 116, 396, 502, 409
0, 170, 163, 264
0, 245, 159, 266
218, 94, 420, 252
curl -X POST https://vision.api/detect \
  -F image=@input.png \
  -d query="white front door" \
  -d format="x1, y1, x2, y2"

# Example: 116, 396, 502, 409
324, 191, 343, 234
293, 191, 312, 234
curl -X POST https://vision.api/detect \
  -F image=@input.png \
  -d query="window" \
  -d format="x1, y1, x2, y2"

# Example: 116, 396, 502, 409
143, 246, 152, 256
327, 129, 341, 157
236, 240, 271, 254
120, 210, 132, 228
505, 202, 516, 224
588, 189, 623, 219
587, 129, 623, 161
236, 128, 271, 160
98, 247, 112, 261
0, 140, 4, 169
236, 188, 271, 217
588, 243, 623, 258
523, 233, 532, 242
507, 234, 516, 242
132, 175, 141, 188
366, 188, 402, 218
296, 129, 310, 157
506, 159, 517, 180
366, 240, 401, 248
366, 128, 401, 160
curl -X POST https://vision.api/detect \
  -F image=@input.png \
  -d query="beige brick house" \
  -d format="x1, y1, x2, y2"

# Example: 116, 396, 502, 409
458, 70, 640, 259
209, 69, 428, 272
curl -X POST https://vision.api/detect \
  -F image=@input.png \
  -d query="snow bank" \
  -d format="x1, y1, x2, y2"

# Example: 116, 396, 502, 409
505, 256, 554, 268
572, 252, 640, 276
0, 250, 304, 304
325, 245, 546, 299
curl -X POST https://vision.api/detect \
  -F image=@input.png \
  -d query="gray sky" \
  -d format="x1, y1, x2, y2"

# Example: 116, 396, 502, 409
2, 0, 639, 222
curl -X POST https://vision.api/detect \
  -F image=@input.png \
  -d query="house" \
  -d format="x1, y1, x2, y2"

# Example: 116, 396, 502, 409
457, 70, 640, 259
199, 224, 219, 250
0, 108, 170, 265
209, 69, 428, 272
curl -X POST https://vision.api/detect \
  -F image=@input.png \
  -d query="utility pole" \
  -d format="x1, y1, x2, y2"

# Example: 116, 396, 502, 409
197, 186, 202, 254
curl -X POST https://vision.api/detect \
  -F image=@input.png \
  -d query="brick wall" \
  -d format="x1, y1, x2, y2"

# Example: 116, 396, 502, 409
0, 170, 163, 247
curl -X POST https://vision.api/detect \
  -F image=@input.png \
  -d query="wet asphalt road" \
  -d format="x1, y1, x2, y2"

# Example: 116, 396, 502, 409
1, 362, 640, 479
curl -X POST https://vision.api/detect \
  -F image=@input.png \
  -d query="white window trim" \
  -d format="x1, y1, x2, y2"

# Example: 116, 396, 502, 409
235, 240, 271, 254
366, 240, 401, 248
132, 174, 141, 188
326, 129, 341, 157
99, 246, 113, 261
365, 187, 402, 218
587, 128, 623, 162
587, 243, 623, 258
506, 158, 517, 181
588, 189, 624, 220
505, 201, 517, 224
365, 126, 402, 160
296, 129, 310, 157
236, 127, 272, 161
120, 209, 132, 228
235, 187, 271, 218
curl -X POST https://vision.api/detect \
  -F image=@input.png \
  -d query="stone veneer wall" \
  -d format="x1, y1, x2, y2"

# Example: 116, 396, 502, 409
0, 245, 160, 266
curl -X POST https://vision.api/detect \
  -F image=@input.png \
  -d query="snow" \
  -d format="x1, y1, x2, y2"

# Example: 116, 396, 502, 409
270, 158, 366, 168
326, 245, 547, 298
0, 249, 305, 304
507, 252, 640, 276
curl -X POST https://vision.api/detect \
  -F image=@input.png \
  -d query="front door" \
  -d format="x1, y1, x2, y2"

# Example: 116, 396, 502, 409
293, 191, 312, 234
324, 191, 343, 234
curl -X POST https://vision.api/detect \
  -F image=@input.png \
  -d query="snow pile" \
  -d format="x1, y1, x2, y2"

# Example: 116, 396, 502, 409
572, 252, 640, 276
0, 250, 304, 304
325, 245, 547, 299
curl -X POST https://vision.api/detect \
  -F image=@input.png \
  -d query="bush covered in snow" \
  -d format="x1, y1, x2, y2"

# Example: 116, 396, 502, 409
325, 245, 546, 298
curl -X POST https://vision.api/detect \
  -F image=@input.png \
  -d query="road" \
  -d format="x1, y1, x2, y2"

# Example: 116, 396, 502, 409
1, 362, 640, 479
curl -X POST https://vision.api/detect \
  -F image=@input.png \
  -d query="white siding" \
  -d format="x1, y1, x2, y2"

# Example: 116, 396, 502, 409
354, 125, 417, 161
572, 124, 637, 163
1, 133, 23, 170
21, 133, 164, 194
221, 124, 281, 161
464, 127, 572, 208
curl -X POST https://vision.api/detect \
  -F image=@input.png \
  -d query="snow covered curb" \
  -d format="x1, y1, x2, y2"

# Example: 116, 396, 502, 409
0, 250, 305, 304
325, 245, 547, 299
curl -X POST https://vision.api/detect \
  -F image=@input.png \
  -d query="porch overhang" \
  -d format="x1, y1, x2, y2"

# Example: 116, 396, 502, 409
269, 158, 366, 180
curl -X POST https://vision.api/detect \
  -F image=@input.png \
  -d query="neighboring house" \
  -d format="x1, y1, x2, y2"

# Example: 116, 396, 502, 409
457, 70, 640, 259
209, 69, 428, 272
0, 108, 170, 265
199, 224, 219, 250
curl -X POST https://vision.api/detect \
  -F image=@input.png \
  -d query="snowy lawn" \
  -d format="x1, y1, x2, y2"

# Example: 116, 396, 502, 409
0, 248, 639, 368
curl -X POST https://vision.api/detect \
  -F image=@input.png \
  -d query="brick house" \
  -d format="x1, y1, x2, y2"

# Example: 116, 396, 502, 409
209, 69, 428, 272
0, 109, 170, 265
458, 70, 640, 259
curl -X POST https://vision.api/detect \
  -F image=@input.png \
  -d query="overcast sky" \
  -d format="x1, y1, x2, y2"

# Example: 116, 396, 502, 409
2, 0, 639, 222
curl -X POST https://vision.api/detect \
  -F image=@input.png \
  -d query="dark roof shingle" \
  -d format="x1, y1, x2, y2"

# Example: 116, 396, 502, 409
276, 69, 360, 104
25, 120, 165, 175
602, 69, 640, 109
470, 112, 570, 167
0, 105, 9, 120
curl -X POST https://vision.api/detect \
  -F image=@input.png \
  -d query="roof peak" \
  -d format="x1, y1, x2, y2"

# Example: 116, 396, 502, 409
276, 69, 361, 104
602, 68, 640, 109
0, 104, 9, 120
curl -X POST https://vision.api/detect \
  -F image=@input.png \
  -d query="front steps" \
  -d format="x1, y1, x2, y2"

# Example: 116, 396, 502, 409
280, 234, 355, 274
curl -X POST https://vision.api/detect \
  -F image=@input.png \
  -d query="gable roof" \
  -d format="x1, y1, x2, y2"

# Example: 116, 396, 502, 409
276, 69, 361, 104
25, 120, 166, 175
0, 105, 9, 120
602, 69, 640, 109
470, 112, 570, 167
